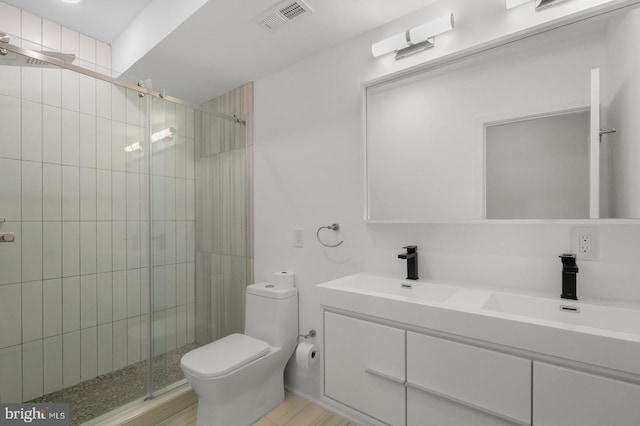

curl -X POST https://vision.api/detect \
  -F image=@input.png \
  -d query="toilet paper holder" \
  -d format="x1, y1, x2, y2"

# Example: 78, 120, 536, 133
299, 329, 316, 339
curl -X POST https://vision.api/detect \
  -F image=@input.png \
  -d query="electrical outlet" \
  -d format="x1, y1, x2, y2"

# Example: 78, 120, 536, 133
571, 227, 597, 261
293, 229, 303, 248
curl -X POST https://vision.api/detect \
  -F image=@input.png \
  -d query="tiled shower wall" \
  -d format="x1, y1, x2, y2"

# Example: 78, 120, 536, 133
0, 2, 195, 403
194, 83, 253, 345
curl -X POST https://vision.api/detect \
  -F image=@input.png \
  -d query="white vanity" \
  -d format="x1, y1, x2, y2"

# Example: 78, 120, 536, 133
317, 273, 640, 426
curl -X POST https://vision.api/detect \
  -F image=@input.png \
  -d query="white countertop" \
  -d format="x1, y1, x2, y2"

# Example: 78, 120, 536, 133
317, 272, 640, 378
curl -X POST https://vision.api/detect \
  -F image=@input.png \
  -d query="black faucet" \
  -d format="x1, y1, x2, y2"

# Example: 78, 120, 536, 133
559, 254, 578, 300
398, 246, 419, 280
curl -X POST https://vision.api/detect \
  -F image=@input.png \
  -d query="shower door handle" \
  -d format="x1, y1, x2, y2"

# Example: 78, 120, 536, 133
0, 232, 15, 242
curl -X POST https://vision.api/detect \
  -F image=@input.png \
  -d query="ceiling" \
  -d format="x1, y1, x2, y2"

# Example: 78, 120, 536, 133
5, 0, 438, 103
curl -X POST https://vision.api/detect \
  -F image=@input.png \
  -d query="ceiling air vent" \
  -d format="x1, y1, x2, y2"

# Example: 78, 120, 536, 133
258, 0, 314, 32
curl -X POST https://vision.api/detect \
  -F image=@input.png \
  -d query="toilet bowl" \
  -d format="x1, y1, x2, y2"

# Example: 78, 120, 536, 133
181, 283, 298, 426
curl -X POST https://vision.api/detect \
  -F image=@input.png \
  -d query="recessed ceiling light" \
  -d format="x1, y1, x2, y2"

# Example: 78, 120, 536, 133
61, 0, 82, 4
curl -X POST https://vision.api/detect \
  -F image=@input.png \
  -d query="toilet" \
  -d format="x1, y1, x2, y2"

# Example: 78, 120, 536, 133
181, 283, 298, 426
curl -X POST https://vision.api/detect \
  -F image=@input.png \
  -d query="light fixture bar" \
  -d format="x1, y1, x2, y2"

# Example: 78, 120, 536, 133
371, 13, 454, 59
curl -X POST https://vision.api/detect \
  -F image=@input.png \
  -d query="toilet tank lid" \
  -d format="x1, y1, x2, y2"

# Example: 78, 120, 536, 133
247, 282, 297, 299
181, 334, 269, 378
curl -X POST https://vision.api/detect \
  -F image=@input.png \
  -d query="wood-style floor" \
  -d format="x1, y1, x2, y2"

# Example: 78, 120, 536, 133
157, 392, 355, 426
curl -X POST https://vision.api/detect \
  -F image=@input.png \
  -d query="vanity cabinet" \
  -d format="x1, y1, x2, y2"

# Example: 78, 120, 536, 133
533, 362, 640, 426
324, 312, 406, 425
406, 332, 531, 426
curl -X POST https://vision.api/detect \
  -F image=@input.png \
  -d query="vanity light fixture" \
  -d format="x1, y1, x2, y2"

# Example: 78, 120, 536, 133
371, 13, 454, 60
61, 0, 82, 4
124, 127, 176, 153
505, 0, 565, 11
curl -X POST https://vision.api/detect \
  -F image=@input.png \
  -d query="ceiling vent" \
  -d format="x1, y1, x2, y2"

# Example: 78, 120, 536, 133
258, 0, 314, 32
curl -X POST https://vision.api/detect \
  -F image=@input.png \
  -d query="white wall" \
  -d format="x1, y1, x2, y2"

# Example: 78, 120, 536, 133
254, 0, 640, 405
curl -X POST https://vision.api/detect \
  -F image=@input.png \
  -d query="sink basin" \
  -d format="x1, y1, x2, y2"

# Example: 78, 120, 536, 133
482, 292, 640, 336
327, 274, 458, 303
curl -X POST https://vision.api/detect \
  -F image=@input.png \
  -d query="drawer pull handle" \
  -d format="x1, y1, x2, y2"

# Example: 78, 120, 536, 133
406, 381, 530, 426
365, 368, 405, 385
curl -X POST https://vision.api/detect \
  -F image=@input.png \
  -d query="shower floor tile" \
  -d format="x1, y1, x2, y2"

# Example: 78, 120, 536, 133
28, 343, 199, 426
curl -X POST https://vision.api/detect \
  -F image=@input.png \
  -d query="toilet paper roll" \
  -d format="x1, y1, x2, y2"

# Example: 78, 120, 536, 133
295, 342, 319, 370
273, 271, 295, 288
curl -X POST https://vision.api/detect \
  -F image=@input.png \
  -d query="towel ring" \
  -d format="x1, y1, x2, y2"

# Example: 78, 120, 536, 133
316, 223, 344, 248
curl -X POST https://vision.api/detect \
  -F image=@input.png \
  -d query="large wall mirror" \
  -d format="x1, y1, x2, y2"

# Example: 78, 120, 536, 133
365, 5, 640, 222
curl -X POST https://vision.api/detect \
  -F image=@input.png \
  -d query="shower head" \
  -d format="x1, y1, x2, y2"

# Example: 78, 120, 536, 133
0, 34, 76, 68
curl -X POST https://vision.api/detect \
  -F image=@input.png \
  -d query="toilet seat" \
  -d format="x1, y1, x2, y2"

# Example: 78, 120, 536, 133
181, 333, 270, 378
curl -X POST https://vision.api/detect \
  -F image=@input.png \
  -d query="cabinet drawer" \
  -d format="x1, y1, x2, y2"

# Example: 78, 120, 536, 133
325, 312, 405, 426
533, 361, 640, 426
407, 332, 531, 425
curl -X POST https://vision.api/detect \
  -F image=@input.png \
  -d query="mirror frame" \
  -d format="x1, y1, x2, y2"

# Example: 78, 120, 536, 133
362, 0, 640, 224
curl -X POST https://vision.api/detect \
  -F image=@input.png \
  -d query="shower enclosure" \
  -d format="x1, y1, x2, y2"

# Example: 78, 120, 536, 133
0, 34, 250, 425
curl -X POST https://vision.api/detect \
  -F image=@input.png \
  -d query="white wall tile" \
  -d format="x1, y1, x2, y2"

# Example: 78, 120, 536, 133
0, 3, 20, 37
187, 262, 195, 304
22, 161, 42, 221
165, 264, 176, 309
21, 223, 43, 283
62, 276, 80, 332
165, 307, 177, 352
111, 86, 126, 123
0, 159, 20, 220
152, 310, 165, 355
112, 221, 127, 271
61, 166, 79, 220
140, 314, 148, 360
126, 172, 140, 220
96, 81, 111, 120
96, 42, 111, 70
78, 34, 96, 65
187, 221, 195, 262
22, 281, 43, 343
42, 164, 61, 221
112, 319, 127, 370
61, 70, 79, 113
0, 345, 22, 403
22, 340, 44, 401
176, 305, 187, 348
185, 108, 195, 139
62, 222, 80, 277
61, 109, 80, 166
97, 323, 112, 376
112, 171, 126, 220
22, 68, 42, 104
0, 284, 22, 349
42, 70, 62, 110
126, 124, 142, 174
43, 335, 63, 394
96, 222, 113, 273
97, 272, 113, 325
175, 179, 186, 220
80, 222, 97, 275
80, 327, 97, 381
42, 222, 62, 280
176, 263, 187, 306
186, 179, 195, 220
140, 267, 149, 315
42, 105, 62, 164
22, 101, 43, 162
187, 303, 195, 343
185, 139, 195, 180
127, 316, 141, 365
22, 11, 42, 44
96, 170, 112, 221
125, 89, 140, 126
79, 113, 97, 168
0, 65, 20, 100
61, 27, 79, 56
79, 75, 96, 117
153, 266, 165, 312
152, 176, 165, 221
127, 221, 140, 269
112, 270, 127, 321
80, 167, 97, 221
62, 331, 80, 388
163, 143, 176, 178
140, 221, 149, 269
43, 279, 62, 337
42, 20, 61, 51
0, 96, 21, 160
111, 121, 126, 172
96, 117, 112, 169
176, 221, 187, 264
80, 274, 97, 328
152, 221, 165, 267
0, 222, 21, 286
164, 177, 176, 221
127, 269, 140, 318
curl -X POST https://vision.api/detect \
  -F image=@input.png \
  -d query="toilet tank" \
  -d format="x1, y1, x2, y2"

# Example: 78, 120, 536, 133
244, 283, 298, 349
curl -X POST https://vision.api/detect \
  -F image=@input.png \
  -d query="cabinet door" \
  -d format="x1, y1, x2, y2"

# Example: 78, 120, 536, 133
533, 362, 640, 426
407, 332, 531, 426
324, 312, 405, 426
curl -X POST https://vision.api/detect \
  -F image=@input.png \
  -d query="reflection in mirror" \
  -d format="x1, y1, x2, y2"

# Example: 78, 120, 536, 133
365, 6, 640, 221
